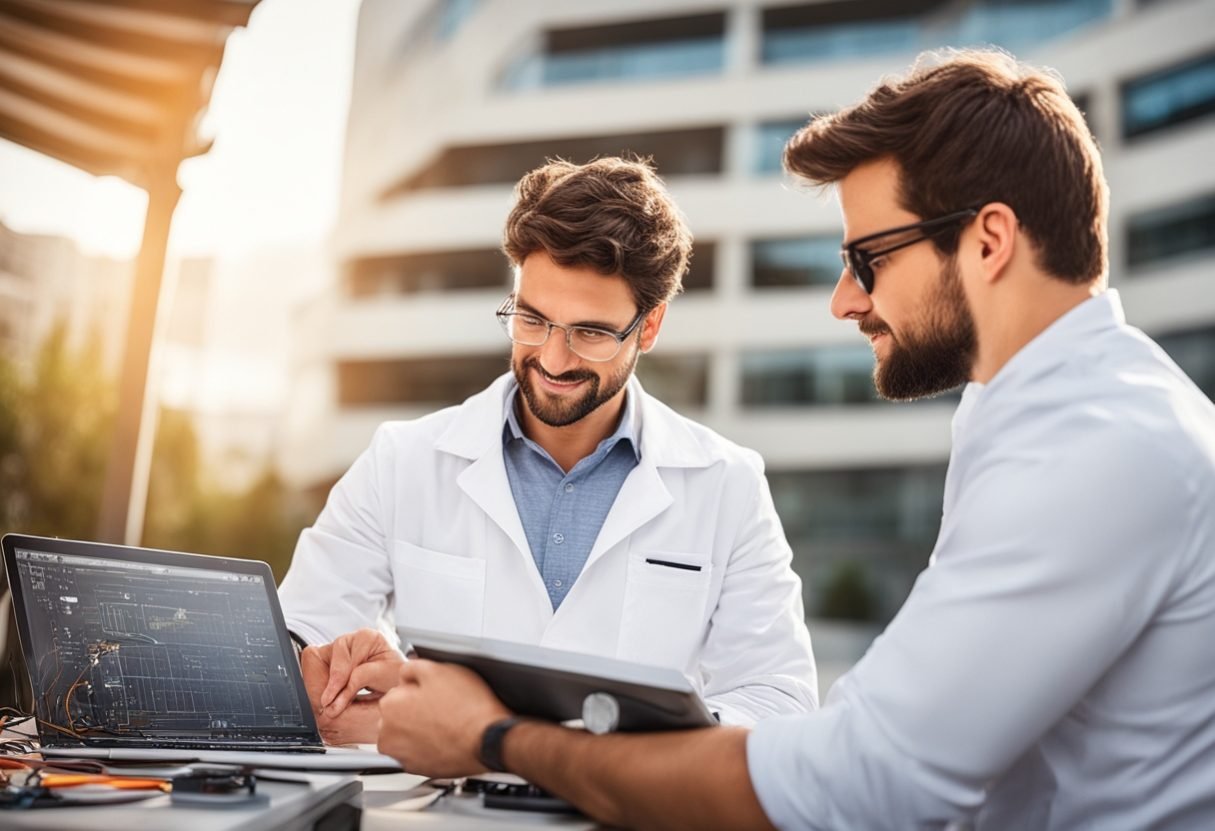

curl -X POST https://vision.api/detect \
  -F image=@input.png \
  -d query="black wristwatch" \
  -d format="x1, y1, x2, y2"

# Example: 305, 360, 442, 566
478, 716, 525, 773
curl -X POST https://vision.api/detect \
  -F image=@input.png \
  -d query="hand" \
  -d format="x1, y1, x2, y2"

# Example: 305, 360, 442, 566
377, 659, 512, 777
299, 628, 406, 745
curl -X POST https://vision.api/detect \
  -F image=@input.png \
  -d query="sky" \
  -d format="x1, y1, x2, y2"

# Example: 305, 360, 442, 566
0, 0, 361, 417
0, 0, 359, 261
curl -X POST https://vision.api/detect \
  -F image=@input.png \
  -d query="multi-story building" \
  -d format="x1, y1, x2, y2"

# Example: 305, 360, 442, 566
281, 0, 1215, 630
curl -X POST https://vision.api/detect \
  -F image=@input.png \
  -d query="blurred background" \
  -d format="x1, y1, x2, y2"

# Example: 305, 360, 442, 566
1, 0, 1213, 700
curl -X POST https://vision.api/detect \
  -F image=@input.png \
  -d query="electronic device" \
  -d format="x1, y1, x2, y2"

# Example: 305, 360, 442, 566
464, 776, 579, 814
399, 627, 718, 732
170, 765, 263, 804
1, 533, 399, 770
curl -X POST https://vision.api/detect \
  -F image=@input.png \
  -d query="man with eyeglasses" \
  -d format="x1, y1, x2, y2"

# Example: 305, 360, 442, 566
371, 50, 1215, 829
278, 157, 818, 744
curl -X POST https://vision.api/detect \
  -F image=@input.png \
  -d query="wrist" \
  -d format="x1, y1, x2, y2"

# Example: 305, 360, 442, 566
478, 716, 526, 773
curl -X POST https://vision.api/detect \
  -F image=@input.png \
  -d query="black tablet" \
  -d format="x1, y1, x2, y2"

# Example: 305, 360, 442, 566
398, 627, 717, 732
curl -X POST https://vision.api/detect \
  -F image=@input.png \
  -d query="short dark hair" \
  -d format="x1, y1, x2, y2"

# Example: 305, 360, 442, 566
784, 49, 1107, 284
503, 157, 693, 311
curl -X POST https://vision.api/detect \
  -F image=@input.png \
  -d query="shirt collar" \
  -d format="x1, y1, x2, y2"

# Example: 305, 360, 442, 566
502, 377, 641, 461
953, 289, 1125, 436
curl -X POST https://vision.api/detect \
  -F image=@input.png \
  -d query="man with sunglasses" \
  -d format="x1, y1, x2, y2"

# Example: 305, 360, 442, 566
278, 157, 818, 744
372, 50, 1215, 829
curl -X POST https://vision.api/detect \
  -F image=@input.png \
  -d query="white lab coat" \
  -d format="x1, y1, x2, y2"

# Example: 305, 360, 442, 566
280, 373, 818, 724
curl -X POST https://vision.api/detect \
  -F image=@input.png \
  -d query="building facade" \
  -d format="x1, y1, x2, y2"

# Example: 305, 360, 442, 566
281, 0, 1215, 623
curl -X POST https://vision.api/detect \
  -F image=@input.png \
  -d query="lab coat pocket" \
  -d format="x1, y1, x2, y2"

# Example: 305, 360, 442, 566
617, 551, 714, 669
391, 540, 486, 638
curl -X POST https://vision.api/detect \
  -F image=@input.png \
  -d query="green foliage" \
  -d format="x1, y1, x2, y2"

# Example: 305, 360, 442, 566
1, 327, 313, 706
0, 325, 115, 539
819, 560, 878, 622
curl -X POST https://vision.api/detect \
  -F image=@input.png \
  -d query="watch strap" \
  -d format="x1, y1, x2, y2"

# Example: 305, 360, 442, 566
478, 716, 525, 773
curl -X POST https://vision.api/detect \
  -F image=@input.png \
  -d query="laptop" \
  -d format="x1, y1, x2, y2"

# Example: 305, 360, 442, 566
2, 533, 400, 771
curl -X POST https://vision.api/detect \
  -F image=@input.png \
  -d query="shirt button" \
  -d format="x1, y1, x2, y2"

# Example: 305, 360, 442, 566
564, 483, 575, 493
553, 579, 563, 588
552, 533, 565, 545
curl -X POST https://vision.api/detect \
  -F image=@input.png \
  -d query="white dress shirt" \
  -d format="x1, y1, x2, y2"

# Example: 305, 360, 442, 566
748, 290, 1215, 829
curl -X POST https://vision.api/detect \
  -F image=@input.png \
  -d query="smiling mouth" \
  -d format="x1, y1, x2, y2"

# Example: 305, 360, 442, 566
534, 368, 586, 392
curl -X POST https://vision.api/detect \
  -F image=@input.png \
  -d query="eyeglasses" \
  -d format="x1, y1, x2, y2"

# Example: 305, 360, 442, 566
495, 296, 647, 362
840, 207, 981, 294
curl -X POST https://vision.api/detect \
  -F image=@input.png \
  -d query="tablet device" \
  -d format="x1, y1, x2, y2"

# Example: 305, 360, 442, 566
398, 628, 716, 732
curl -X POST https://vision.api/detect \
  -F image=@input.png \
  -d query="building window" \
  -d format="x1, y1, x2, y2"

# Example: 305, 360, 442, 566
1122, 52, 1215, 139
382, 126, 724, 195
435, 0, 480, 40
1126, 192, 1215, 270
769, 464, 947, 620
345, 249, 510, 297
754, 117, 810, 174
500, 13, 725, 89
741, 345, 880, 407
751, 236, 841, 288
684, 241, 715, 292
635, 354, 709, 408
760, 0, 1111, 66
337, 354, 507, 407
1156, 326, 1215, 402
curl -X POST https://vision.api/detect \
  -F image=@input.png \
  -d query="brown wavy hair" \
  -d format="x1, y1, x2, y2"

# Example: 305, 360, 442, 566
784, 49, 1108, 284
503, 157, 692, 311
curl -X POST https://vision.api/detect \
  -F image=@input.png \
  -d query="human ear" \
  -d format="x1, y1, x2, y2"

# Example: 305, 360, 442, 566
639, 303, 667, 353
973, 203, 1018, 284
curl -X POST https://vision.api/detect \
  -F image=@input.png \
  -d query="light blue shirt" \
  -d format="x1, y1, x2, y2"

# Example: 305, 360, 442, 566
746, 290, 1215, 829
502, 382, 639, 610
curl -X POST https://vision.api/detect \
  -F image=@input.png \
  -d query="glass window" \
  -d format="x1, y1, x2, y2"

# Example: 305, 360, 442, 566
760, 0, 1111, 66
683, 241, 715, 292
751, 236, 841, 288
383, 127, 724, 194
500, 13, 725, 90
435, 0, 480, 40
345, 249, 510, 297
1155, 326, 1215, 402
769, 464, 947, 621
337, 354, 507, 407
1122, 52, 1215, 139
635, 354, 709, 408
741, 345, 880, 406
755, 118, 810, 174
1126, 192, 1215, 270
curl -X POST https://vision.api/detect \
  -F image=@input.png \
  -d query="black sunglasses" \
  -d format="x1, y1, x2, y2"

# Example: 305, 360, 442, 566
841, 207, 981, 294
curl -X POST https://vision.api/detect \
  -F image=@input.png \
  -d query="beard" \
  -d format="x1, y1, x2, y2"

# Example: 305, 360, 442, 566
863, 256, 977, 401
514, 349, 639, 428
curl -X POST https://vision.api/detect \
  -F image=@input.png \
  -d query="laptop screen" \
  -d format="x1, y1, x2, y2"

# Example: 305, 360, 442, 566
3, 535, 321, 748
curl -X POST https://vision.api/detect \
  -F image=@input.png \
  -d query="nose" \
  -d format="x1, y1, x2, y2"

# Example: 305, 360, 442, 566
829, 268, 873, 321
537, 325, 580, 374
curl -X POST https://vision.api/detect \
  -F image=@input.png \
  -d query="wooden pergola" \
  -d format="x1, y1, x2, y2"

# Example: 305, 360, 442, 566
0, 0, 261, 544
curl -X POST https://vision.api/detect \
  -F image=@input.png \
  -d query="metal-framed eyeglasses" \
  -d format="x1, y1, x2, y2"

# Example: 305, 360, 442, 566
841, 207, 981, 294
495, 296, 647, 362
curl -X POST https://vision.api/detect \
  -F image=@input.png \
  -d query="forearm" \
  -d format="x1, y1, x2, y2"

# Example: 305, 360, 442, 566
503, 723, 775, 831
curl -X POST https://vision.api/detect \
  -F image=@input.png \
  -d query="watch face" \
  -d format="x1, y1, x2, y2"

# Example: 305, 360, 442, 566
581, 692, 620, 735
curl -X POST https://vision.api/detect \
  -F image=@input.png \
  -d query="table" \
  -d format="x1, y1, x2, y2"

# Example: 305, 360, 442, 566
2, 769, 362, 830
359, 773, 603, 830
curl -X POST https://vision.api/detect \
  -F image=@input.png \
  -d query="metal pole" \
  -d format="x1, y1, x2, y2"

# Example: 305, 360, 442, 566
96, 163, 181, 545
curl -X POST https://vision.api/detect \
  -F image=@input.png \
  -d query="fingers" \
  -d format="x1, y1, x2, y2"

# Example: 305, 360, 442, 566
299, 644, 333, 711
328, 658, 406, 715
322, 629, 400, 711
321, 637, 354, 710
